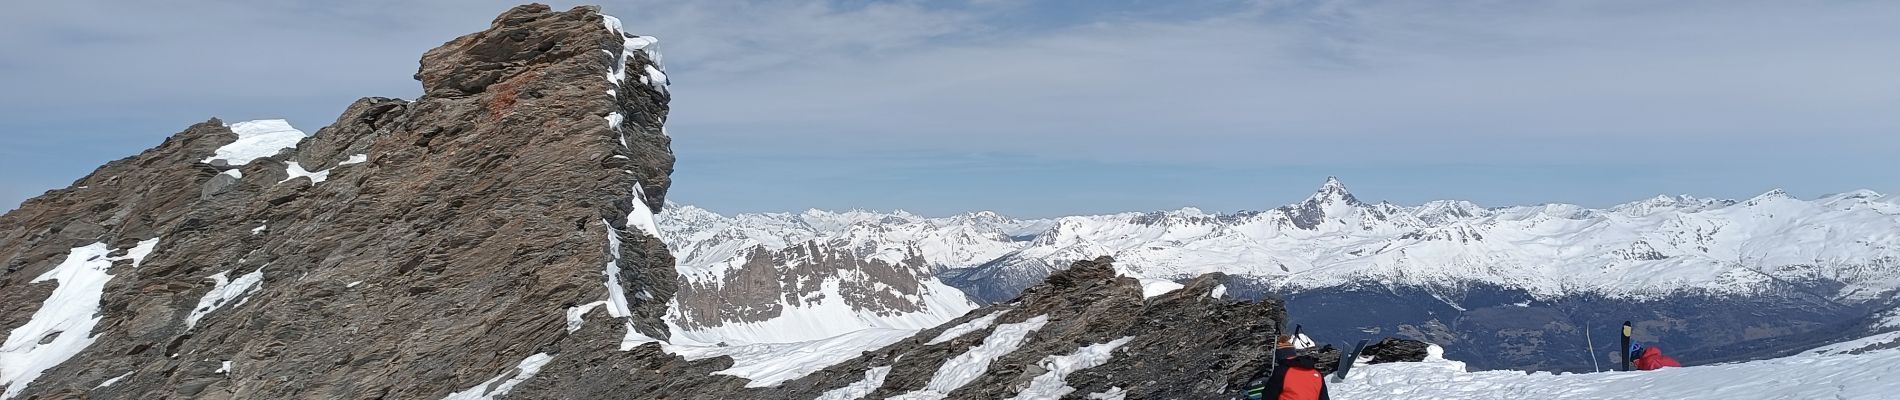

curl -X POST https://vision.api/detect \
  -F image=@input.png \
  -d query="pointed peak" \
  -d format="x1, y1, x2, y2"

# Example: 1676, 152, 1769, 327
1306, 176, 1362, 206
1321, 176, 1347, 190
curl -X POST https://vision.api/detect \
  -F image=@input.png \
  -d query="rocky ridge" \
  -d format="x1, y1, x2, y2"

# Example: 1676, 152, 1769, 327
0, 5, 676, 398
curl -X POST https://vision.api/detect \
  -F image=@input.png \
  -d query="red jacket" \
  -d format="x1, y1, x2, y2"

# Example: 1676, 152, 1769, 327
1262, 348, 1331, 400
1634, 346, 1681, 370
1278, 364, 1327, 400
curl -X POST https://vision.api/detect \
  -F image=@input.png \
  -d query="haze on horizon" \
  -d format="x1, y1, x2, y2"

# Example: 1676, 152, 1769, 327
3, 0, 1896, 218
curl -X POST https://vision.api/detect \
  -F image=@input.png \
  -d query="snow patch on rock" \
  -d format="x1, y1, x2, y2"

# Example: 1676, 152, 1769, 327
668, 328, 916, 388
815, 366, 892, 400
441, 353, 553, 400
889, 315, 1051, 400
927, 310, 1005, 345
1, 239, 157, 399
281, 162, 330, 184
204, 119, 305, 165
1087, 387, 1128, 400
91, 372, 130, 389
184, 268, 265, 330
1008, 336, 1135, 400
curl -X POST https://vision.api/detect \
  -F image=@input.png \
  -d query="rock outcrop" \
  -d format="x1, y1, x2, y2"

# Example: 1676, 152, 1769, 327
1363, 338, 1433, 364
0, 4, 674, 399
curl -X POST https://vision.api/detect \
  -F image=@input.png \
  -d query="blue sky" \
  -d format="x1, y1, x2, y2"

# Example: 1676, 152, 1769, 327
3, 0, 1897, 218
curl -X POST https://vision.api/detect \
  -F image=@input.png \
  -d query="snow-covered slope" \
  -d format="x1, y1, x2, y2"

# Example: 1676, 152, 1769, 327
1335, 335, 1900, 399
661, 178, 1900, 302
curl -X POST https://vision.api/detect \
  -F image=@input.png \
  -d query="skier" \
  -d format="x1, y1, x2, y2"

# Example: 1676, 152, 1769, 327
1628, 342, 1682, 370
1250, 334, 1331, 400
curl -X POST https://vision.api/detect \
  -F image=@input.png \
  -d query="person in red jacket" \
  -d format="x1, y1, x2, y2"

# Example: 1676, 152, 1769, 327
1258, 334, 1332, 400
1629, 342, 1682, 370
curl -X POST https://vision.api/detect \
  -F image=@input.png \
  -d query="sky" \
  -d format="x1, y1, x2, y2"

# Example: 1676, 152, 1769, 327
2, 0, 1897, 218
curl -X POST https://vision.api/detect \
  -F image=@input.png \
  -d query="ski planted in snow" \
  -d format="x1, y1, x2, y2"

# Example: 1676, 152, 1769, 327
1331, 339, 1371, 382
1621, 321, 1633, 372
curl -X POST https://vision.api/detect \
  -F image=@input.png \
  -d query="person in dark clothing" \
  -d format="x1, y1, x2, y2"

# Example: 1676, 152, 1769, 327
1629, 342, 1682, 370
1252, 334, 1332, 400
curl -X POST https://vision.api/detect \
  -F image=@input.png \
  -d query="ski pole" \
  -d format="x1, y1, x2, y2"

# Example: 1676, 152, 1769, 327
1584, 322, 1600, 373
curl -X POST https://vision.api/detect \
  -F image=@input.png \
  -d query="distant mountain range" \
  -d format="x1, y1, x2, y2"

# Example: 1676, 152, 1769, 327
659, 177, 1900, 369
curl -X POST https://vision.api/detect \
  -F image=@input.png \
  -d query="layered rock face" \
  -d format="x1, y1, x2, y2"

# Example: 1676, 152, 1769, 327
0, 4, 675, 399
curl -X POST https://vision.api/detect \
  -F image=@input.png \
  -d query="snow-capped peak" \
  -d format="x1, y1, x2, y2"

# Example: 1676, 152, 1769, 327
1744, 188, 1794, 206
1307, 176, 1363, 207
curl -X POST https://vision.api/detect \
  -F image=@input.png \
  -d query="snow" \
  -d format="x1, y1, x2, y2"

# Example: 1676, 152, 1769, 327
346, 281, 362, 288
927, 311, 1005, 345
281, 154, 369, 185
281, 162, 330, 184
1334, 341, 1900, 400
204, 119, 305, 165
1138, 278, 1184, 298
814, 366, 891, 400
1209, 284, 1228, 299
441, 353, 553, 400
1292, 333, 1318, 350
215, 360, 231, 374
665, 328, 915, 388
220, 169, 242, 179
250, 224, 267, 235
1008, 336, 1134, 400
1, 239, 157, 400
644, 65, 668, 87
889, 315, 1051, 400
564, 301, 608, 333
596, 220, 648, 349
184, 268, 265, 330
600, 13, 668, 126
625, 182, 660, 237
91, 372, 130, 389
1086, 387, 1127, 400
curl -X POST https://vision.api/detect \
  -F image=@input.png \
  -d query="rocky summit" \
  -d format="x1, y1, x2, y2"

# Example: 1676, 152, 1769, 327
0, 4, 1297, 399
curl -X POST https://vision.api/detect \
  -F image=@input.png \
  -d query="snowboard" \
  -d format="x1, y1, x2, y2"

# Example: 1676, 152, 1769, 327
1331, 339, 1371, 382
